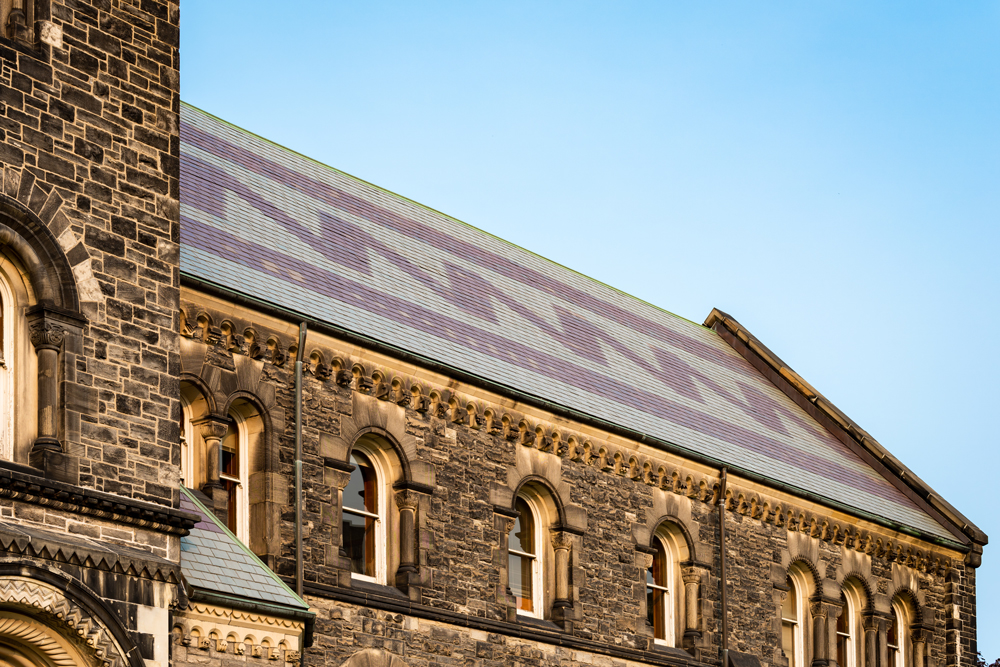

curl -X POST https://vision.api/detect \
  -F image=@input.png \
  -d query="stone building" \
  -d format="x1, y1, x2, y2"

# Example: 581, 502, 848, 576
0, 1, 987, 667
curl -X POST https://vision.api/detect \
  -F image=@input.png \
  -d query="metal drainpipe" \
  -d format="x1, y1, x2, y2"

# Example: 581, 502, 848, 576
295, 322, 307, 599
718, 467, 729, 667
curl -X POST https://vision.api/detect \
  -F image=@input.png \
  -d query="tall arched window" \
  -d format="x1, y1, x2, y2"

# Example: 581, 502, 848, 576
888, 598, 910, 667
343, 449, 384, 583
782, 566, 812, 667
836, 594, 853, 667
837, 579, 866, 667
509, 496, 542, 617
219, 418, 247, 541
0, 278, 11, 461
647, 536, 675, 645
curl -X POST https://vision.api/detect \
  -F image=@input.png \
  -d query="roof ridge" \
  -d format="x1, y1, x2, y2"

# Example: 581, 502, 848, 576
179, 100, 704, 330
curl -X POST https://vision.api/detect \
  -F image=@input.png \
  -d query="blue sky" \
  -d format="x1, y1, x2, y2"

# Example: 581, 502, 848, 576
182, 1, 999, 652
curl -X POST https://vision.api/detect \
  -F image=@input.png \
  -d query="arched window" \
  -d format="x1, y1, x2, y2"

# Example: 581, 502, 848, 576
888, 598, 910, 667
837, 579, 866, 667
782, 566, 812, 667
178, 381, 211, 489
0, 278, 11, 461
340, 434, 404, 586
647, 536, 675, 645
645, 522, 688, 646
219, 417, 248, 541
836, 594, 853, 667
509, 496, 542, 617
343, 449, 384, 583
0, 258, 37, 464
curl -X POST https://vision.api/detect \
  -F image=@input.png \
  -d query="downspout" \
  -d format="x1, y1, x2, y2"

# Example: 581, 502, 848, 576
295, 322, 307, 599
718, 467, 729, 667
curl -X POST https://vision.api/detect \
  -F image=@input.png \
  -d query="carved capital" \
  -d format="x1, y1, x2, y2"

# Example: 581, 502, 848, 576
394, 489, 421, 511
682, 571, 702, 586
193, 415, 231, 442
550, 530, 573, 552
28, 320, 66, 351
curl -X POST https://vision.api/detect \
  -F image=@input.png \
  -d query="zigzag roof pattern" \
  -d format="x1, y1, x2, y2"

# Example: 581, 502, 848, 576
178, 103, 954, 543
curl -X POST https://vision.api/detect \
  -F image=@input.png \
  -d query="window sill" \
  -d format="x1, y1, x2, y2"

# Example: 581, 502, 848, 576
348, 576, 409, 600
516, 614, 562, 633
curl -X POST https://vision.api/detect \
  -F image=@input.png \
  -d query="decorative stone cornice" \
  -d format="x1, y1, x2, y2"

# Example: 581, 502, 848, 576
179, 302, 960, 579
0, 462, 198, 535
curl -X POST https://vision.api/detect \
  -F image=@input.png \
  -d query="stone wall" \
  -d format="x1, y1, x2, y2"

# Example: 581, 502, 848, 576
179, 294, 982, 667
0, 0, 181, 508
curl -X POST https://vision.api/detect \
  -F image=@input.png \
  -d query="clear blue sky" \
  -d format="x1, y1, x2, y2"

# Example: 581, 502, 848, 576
182, 1, 999, 652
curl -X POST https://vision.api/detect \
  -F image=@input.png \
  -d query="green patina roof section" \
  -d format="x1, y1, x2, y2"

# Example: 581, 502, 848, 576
180, 485, 310, 612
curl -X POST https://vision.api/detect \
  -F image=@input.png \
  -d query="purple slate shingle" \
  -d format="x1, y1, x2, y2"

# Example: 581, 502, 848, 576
179, 103, 953, 543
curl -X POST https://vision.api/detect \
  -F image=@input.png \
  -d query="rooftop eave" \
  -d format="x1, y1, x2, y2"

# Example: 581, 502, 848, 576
704, 308, 988, 554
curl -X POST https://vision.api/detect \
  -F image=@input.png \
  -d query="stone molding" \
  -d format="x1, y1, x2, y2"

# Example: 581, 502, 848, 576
0, 463, 199, 536
174, 601, 305, 661
0, 169, 102, 310
179, 302, 957, 580
0, 577, 127, 667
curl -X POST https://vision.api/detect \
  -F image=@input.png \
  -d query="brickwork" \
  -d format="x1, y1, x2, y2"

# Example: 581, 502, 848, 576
179, 294, 982, 667
0, 0, 181, 507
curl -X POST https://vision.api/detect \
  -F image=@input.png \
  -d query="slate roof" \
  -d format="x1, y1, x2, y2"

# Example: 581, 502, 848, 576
179, 103, 956, 544
179, 486, 309, 611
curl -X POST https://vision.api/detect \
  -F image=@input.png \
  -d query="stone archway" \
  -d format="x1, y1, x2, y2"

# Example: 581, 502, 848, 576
339, 648, 409, 667
0, 612, 94, 666
0, 577, 130, 667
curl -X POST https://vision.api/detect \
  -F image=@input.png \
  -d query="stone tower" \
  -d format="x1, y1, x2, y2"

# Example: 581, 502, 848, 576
0, 1, 188, 666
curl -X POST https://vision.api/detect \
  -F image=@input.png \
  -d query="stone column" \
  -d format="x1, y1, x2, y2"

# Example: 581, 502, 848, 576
911, 625, 929, 667
395, 490, 419, 575
194, 416, 230, 523
28, 318, 64, 453
862, 614, 879, 667
550, 529, 575, 632
681, 566, 704, 642
552, 531, 572, 608
811, 599, 841, 667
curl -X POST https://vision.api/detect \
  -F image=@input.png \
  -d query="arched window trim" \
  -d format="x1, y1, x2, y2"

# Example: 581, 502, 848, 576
510, 494, 544, 618
648, 533, 677, 646
220, 410, 250, 544
783, 567, 811, 667
0, 274, 12, 461
179, 399, 195, 488
343, 444, 388, 585
889, 599, 909, 667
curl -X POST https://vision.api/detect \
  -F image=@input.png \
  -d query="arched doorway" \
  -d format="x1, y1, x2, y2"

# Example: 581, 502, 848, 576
0, 612, 96, 666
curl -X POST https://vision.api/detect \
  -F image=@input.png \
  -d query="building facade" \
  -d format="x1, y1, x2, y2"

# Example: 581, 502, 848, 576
0, 2, 987, 667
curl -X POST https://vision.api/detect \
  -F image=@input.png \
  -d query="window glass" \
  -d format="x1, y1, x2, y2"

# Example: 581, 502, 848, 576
343, 451, 379, 578
781, 576, 798, 667
888, 607, 902, 667
836, 594, 851, 667
220, 424, 240, 535
509, 497, 536, 613
647, 539, 669, 641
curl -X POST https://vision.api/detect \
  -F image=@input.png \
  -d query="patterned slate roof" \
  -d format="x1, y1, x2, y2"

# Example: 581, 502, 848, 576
179, 486, 308, 611
179, 103, 953, 542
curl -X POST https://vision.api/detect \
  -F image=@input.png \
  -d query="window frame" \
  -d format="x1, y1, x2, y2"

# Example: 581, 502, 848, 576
510, 494, 544, 618
647, 534, 677, 646
343, 447, 388, 585
888, 600, 908, 667
836, 592, 856, 667
0, 275, 12, 461
782, 569, 810, 667
220, 411, 250, 544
